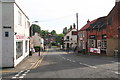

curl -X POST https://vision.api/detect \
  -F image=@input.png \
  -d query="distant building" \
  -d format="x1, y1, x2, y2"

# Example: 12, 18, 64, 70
44, 34, 56, 45
1, 0, 30, 67
30, 33, 44, 50
64, 24, 77, 50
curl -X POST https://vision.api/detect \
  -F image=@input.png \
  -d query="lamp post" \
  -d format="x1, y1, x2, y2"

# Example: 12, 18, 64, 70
76, 13, 79, 53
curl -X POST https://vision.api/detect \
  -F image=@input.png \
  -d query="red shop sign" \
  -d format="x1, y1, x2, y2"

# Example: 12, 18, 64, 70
16, 35, 25, 39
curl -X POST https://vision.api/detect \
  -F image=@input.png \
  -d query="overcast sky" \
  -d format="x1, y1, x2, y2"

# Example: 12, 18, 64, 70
16, 0, 115, 34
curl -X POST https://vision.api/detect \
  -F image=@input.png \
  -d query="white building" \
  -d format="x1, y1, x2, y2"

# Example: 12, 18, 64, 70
30, 33, 44, 50
0, 0, 2, 68
1, 0, 30, 67
64, 25, 77, 50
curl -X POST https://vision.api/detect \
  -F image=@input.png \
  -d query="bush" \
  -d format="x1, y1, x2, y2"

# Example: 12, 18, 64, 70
34, 46, 41, 52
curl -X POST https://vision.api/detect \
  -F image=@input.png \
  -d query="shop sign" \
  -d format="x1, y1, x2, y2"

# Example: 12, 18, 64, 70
72, 31, 77, 35
3, 26, 11, 29
16, 35, 25, 39
89, 48, 100, 54
89, 35, 95, 39
102, 34, 107, 39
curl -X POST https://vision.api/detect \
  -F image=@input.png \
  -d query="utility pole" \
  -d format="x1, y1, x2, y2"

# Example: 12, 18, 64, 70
76, 13, 79, 53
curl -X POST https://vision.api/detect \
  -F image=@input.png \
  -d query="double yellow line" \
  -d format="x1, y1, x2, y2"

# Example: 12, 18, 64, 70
29, 56, 44, 69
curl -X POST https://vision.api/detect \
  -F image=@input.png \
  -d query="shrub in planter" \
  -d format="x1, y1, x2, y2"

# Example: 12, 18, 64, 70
34, 46, 41, 52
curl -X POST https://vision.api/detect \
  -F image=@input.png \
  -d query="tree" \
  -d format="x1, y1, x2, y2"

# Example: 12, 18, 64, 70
56, 33, 64, 45
63, 27, 68, 34
41, 30, 49, 38
30, 24, 41, 36
51, 30, 56, 35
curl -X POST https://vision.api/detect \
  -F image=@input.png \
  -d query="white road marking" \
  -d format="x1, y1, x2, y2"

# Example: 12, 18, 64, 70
15, 74, 19, 77
12, 69, 30, 79
19, 76, 24, 78
114, 72, 120, 75
22, 74, 26, 76
12, 77, 17, 79
79, 62, 97, 69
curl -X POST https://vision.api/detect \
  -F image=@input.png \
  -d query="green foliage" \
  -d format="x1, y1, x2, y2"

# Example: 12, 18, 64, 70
41, 30, 50, 38
51, 30, 56, 35
56, 33, 64, 45
34, 46, 41, 48
30, 24, 41, 36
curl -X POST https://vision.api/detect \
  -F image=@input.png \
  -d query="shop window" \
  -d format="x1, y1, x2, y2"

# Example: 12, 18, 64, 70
25, 40, 28, 53
89, 39, 95, 48
97, 40, 101, 49
16, 41, 23, 59
101, 40, 107, 50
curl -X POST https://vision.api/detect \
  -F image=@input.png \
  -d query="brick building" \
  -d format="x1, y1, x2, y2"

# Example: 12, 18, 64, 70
79, 0, 120, 56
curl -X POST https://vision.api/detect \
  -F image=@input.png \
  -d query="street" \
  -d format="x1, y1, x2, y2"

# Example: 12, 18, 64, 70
2, 47, 119, 79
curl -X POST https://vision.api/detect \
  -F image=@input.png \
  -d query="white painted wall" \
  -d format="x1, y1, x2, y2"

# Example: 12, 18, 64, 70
2, 2, 14, 67
2, 0, 29, 67
64, 29, 77, 49
14, 2, 29, 67
0, 1, 2, 75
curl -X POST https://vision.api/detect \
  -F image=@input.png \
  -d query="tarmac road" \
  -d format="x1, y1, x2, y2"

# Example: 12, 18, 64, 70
2, 47, 119, 79
24, 47, 119, 78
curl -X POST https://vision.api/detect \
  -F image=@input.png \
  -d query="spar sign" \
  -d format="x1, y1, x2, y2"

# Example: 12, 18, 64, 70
16, 35, 25, 39
89, 48, 101, 54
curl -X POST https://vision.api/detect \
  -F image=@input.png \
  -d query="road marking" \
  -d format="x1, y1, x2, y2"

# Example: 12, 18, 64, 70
114, 72, 120, 75
19, 76, 24, 78
33, 56, 44, 69
12, 69, 30, 79
79, 62, 97, 69
12, 77, 17, 79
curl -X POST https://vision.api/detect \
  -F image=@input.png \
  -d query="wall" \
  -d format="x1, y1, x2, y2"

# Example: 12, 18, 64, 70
64, 29, 77, 49
106, 1, 119, 56
0, 1, 2, 76
14, 3, 29, 67
2, 2, 14, 67
2, 1, 29, 67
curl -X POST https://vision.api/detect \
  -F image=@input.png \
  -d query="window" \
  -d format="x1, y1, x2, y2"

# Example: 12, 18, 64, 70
18, 11, 22, 25
5, 32, 9, 37
25, 40, 28, 53
16, 41, 23, 59
101, 40, 107, 50
89, 39, 95, 48
67, 36, 69, 40
97, 40, 101, 48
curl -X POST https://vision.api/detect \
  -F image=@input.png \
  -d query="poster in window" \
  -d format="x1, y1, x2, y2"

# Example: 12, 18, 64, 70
72, 31, 77, 35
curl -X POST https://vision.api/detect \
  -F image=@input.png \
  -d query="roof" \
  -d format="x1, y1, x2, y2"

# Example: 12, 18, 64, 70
87, 16, 107, 30
79, 19, 97, 31
64, 28, 77, 36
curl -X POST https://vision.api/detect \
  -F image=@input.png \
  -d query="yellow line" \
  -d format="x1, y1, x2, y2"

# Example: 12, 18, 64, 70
29, 59, 40, 69
0, 70, 18, 73
33, 56, 44, 69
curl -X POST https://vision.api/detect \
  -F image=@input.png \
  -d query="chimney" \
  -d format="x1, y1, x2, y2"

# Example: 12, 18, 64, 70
73, 23, 76, 29
87, 19, 90, 23
70, 25, 72, 30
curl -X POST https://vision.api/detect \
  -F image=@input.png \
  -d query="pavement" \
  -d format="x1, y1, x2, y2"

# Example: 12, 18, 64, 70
1, 51, 45, 73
